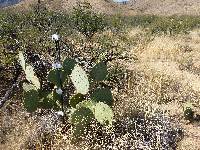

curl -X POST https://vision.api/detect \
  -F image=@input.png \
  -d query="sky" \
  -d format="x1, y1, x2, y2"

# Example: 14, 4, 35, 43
113, 0, 129, 2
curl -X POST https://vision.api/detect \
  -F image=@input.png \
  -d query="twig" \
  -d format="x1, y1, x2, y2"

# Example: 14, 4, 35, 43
0, 62, 22, 108
0, 82, 19, 108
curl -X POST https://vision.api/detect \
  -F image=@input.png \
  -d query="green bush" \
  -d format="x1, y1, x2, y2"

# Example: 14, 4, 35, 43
122, 15, 200, 35
128, 15, 158, 28
71, 2, 106, 39
149, 16, 200, 35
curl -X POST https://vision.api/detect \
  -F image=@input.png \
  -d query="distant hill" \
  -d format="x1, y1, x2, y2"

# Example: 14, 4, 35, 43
4, 0, 200, 16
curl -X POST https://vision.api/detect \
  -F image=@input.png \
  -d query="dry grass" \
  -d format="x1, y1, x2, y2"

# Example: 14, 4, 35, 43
121, 27, 200, 149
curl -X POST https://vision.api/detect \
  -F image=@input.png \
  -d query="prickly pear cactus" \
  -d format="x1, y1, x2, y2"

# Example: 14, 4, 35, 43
71, 107, 94, 125
72, 122, 87, 139
18, 51, 40, 89
18, 51, 26, 71
94, 102, 113, 126
91, 88, 113, 106
90, 61, 108, 81
23, 82, 37, 92
76, 100, 94, 111
48, 69, 61, 87
25, 65, 40, 89
70, 65, 89, 94
70, 93, 84, 108
39, 91, 60, 110
71, 107, 94, 137
63, 58, 76, 75
23, 89, 39, 112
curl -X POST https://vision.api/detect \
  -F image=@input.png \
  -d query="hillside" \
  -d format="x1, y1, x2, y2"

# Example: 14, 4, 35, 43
8, 0, 200, 16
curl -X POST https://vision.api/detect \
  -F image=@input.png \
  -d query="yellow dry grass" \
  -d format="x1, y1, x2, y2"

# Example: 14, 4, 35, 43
124, 28, 200, 149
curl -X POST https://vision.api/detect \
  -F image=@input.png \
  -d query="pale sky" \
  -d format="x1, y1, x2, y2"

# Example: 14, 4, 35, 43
113, 0, 129, 2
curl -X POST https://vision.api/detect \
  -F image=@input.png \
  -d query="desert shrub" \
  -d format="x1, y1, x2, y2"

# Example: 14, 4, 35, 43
183, 103, 195, 122
105, 14, 127, 33
122, 15, 200, 35
128, 15, 158, 28
149, 16, 199, 35
71, 2, 106, 39
0, 11, 23, 66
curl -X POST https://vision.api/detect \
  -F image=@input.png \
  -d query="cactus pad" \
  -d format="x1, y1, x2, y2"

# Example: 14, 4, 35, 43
25, 65, 40, 89
39, 91, 60, 110
18, 51, 40, 89
18, 51, 26, 71
23, 83, 37, 92
94, 102, 113, 126
47, 69, 68, 86
70, 65, 89, 94
91, 88, 113, 106
76, 100, 94, 111
72, 122, 89, 140
71, 107, 94, 125
63, 58, 76, 75
23, 90, 39, 112
90, 61, 108, 81
70, 93, 84, 108
47, 69, 61, 87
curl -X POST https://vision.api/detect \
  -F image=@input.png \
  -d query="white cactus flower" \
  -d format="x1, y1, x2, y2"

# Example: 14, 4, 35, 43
55, 111, 64, 116
52, 34, 60, 41
56, 88, 63, 95
52, 62, 62, 69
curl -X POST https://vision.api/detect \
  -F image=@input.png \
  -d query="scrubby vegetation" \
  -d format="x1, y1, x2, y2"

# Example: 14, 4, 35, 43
0, 1, 200, 149
122, 15, 200, 35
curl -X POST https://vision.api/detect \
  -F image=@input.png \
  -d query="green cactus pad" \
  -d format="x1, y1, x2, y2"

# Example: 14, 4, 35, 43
72, 122, 87, 140
63, 58, 76, 75
47, 69, 63, 87
71, 107, 94, 125
18, 51, 26, 71
76, 100, 94, 111
90, 61, 108, 81
25, 65, 40, 89
48, 69, 59, 86
23, 90, 39, 112
23, 83, 37, 92
94, 102, 113, 126
70, 65, 89, 95
38, 91, 60, 110
91, 88, 113, 106
70, 93, 84, 108
18, 51, 40, 89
